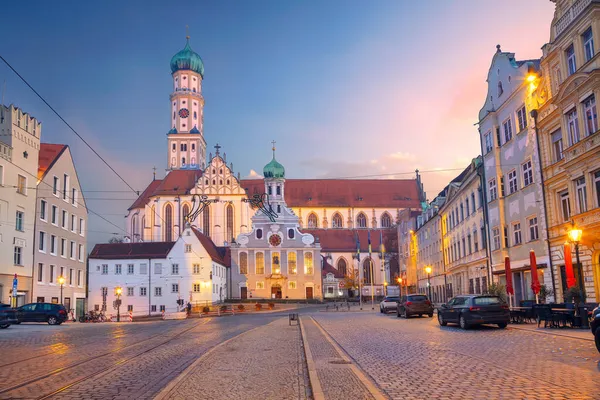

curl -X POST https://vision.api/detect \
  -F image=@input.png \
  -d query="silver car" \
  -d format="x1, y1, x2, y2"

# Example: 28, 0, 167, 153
380, 297, 400, 313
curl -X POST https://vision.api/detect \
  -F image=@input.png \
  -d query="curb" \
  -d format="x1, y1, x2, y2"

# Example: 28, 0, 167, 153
298, 317, 325, 400
508, 325, 594, 342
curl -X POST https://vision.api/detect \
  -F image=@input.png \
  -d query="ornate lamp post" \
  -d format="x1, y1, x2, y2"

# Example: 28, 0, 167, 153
115, 286, 123, 322
567, 221, 584, 291
397, 277, 403, 298
57, 276, 65, 305
425, 266, 432, 300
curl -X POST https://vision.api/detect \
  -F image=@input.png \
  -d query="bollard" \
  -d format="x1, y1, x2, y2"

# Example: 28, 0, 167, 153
161, 310, 165, 320
129, 311, 133, 322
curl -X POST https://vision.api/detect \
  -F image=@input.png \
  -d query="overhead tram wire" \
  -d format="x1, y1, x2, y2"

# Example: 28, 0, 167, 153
0, 54, 139, 196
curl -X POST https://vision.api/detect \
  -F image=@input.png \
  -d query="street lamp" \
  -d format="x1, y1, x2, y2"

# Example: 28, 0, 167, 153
384, 281, 388, 296
115, 286, 123, 322
397, 277, 403, 298
57, 276, 65, 305
424, 266, 432, 301
567, 221, 584, 290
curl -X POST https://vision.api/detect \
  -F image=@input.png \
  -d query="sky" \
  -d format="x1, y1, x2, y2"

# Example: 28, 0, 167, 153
0, 0, 556, 247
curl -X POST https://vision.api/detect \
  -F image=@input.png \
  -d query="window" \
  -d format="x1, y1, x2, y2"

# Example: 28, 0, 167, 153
289, 281, 297, 289
115, 264, 122, 275
155, 287, 162, 296
226, 204, 234, 243
38, 263, 43, 282
127, 305, 133, 312
72, 188, 77, 205
239, 253, 248, 274
139, 263, 148, 275
576, 177, 587, 213
63, 174, 69, 200
471, 192, 476, 212
502, 118, 513, 143
127, 287, 134, 296
583, 28, 595, 62
256, 282, 265, 290
50, 235, 57, 255
17, 175, 26, 195
500, 176, 506, 197
102, 264, 108, 275
307, 213, 318, 228
552, 129, 564, 162
184, 244, 192, 253
60, 239, 66, 257
465, 198, 470, 216
50, 265, 55, 283
78, 244, 84, 261
256, 252, 265, 274
304, 252, 314, 275
70, 241, 75, 259
202, 205, 210, 237
497, 81, 504, 97
164, 204, 173, 242
193, 283, 200, 293
13, 246, 22, 265
517, 105, 527, 132
193, 264, 200, 274
595, 171, 600, 207
566, 44, 577, 75
15, 211, 24, 231
151, 305, 157, 312
288, 251, 297, 274
473, 230, 479, 252
172, 264, 179, 275
288, 229, 295, 239
529, 217, 539, 241
356, 213, 367, 228
70, 215, 75, 232
504, 226, 509, 248
460, 204, 464, 221
583, 95, 598, 136
0, 165, 3, 185
140, 287, 147, 296
489, 178, 497, 201
467, 234, 472, 254
381, 213, 392, 228
513, 223, 522, 246
172, 284, 179, 293
256, 229, 263, 239
560, 190, 571, 222
79, 218, 84, 235
484, 131, 493, 153
53, 176, 59, 195
331, 213, 343, 228
62, 210, 67, 228
508, 170, 518, 194
567, 108, 580, 146
492, 227, 501, 250
127, 264, 134, 274
77, 270, 82, 286
521, 160, 533, 187
38, 231, 46, 251
40, 200, 47, 220
272, 252, 280, 273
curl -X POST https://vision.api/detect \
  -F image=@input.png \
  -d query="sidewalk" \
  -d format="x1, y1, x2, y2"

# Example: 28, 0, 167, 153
155, 317, 311, 400
509, 322, 593, 341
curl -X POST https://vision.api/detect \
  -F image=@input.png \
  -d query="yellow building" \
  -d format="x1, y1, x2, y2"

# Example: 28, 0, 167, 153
534, 0, 600, 302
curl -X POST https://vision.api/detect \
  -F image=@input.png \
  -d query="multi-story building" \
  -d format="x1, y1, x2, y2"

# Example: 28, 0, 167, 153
32, 144, 88, 317
440, 158, 490, 297
0, 104, 41, 305
478, 46, 553, 303
534, 0, 600, 301
397, 208, 420, 293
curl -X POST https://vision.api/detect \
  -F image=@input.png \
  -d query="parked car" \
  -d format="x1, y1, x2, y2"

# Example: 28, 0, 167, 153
438, 295, 510, 329
396, 294, 434, 318
590, 306, 600, 352
0, 303, 18, 329
379, 297, 400, 313
15, 303, 68, 325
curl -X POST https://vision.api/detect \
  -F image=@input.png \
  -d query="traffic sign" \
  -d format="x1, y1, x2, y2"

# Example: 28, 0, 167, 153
338, 281, 345, 289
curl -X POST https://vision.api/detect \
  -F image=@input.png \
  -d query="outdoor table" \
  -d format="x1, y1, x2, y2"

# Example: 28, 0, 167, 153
551, 308, 575, 328
510, 309, 527, 324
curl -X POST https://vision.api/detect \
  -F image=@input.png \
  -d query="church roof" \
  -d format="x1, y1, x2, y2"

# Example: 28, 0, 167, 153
322, 256, 345, 278
191, 227, 230, 266
170, 38, 204, 77
153, 169, 202, 196
38, 143, 67, 181
128, 179, 163, 210
241, 179, 420, 208
304, 228, 397, 253
89, 241, 176, 259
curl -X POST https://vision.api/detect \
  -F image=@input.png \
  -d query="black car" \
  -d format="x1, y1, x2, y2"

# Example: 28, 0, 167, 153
396, 294, 434, 318
590, 306, 600, 352
0, 303, 18, 329
438, 295, 510, 329
15, 303, 68, 325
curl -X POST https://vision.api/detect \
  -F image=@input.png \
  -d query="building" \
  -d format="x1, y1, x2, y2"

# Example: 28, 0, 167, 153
88, 225, 228, 316
0, 104, 41, 305
397, 208, 420, 293
322, 256, 345, 299
439, 158, 490, 298
32, 144, 88, 317
478, 46, 553, 303
534, 0, 600, 301
229, 151, 323, 300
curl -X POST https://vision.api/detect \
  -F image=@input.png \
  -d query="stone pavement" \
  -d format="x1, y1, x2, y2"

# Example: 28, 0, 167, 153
157, 317, 311, 400
509, 323, 593, 341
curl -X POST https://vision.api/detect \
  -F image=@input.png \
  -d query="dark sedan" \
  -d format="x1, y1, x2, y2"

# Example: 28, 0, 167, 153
590, 307, 600, 352
438, 295, 510, 329
396, 294, 434, 318
0, 303, 18, 329
15, 303, 68, 325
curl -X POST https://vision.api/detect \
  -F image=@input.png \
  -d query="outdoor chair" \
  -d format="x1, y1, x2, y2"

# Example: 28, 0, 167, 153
535, 305, 555, 328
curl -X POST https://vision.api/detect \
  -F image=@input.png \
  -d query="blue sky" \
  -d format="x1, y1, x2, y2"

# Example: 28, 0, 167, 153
0, 0, 555, 245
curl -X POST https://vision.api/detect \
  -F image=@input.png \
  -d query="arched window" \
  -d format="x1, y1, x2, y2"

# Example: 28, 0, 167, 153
332, 213, 343, 229
202, 206, 210, 237
304, 252, 314, 274
288, 251, 297, 274
307, 213, 318, 228
131, 215, 138, 240
380, 213, 392, 228
337, 258, 347, 276
164, 203, 173, 242
151, 205, 156, 231
194, 111, 197, 120
256, 252, 265, 274
356, 213, 367, 228
362, 258, 372, 284
239, 252, 248, 274
182, 204, 190, 228
226, 204, 234, 243
141, 216, 145, 241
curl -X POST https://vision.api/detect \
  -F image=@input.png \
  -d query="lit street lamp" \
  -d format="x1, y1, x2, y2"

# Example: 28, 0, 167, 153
115, 286, 123, 322
397, 277, 403, 298
57, 276, 65, 305
567, 221, 584, 291
425, 266, 432, 301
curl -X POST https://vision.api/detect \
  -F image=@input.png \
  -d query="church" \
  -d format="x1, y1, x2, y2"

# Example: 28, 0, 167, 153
111, 37, 424, 302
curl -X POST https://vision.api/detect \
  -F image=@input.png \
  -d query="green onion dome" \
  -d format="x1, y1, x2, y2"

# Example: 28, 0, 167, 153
170, 38, 204, 77
263, 148, 285, 179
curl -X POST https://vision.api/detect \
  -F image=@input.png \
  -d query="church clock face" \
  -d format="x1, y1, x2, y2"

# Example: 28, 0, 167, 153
269, 234, 282, 247
178, 108, 189, 118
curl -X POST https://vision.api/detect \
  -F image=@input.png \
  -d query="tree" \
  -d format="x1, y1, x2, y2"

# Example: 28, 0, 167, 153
341, 268, 360, 292
108, 236, 123, 244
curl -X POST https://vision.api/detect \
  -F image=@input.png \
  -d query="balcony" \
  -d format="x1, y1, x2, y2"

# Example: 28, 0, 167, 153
563, 131, 600, 164
554, 0, 597, 39
0, 141, 12, 161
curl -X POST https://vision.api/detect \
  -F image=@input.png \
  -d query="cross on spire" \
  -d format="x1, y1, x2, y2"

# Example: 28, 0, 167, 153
214, 143, 221, 155
153, 166, 157, 180
271, 140, 276, 157
186, 25, 190, 40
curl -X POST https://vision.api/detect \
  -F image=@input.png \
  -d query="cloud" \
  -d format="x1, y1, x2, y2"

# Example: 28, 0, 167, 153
244, 169, 263, 179
388, 152, 417, 162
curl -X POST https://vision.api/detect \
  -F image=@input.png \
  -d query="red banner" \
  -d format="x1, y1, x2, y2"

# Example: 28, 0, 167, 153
505, 257, 514, 295
564, 243, 577, 288
530, 250, 541, 294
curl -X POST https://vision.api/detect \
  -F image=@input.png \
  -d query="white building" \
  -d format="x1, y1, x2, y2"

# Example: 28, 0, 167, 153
88, 226, 228, 317
0, 104, 41, 305
33, 144, 88, 318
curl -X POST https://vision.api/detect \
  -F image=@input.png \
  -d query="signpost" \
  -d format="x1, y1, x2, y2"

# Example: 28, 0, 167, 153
338, 281, 345, 289
12, 274, 18, 308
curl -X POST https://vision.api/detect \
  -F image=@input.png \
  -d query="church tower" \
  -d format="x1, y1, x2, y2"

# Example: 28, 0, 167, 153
167, 36, 207, 171
263, 142, 286, 214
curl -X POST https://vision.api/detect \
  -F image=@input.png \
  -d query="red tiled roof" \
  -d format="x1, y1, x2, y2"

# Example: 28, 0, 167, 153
89, 242, 175, 259
322, 256, 345, 278
191, 227, 228, 266
128, 179, 163, 210
241, 179, 419, 208
303, 229, 398, 253
154, 169, 202, 196
38, 143, 67, 181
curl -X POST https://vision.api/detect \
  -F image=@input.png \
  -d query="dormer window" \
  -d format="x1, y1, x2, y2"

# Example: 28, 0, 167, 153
276, 186, 281, 195
497, 81, 504, 97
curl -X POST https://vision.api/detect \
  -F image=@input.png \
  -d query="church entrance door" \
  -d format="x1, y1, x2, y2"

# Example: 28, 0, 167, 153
241, 287, 247, 300
306, 287, 313, 300
271, 285, 282, 299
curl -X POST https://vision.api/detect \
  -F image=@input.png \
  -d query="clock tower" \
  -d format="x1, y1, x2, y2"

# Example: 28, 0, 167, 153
167, 36, 207, 171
